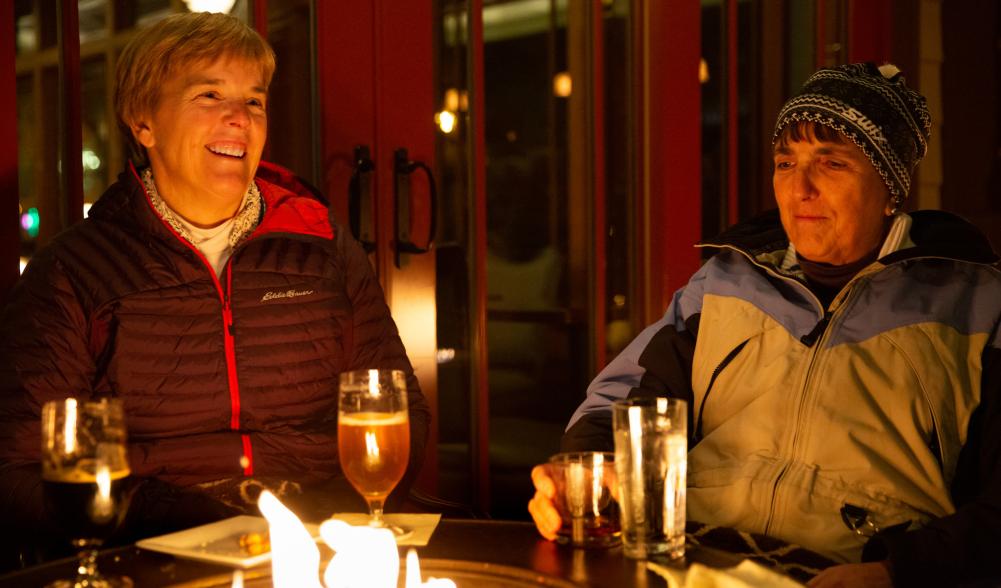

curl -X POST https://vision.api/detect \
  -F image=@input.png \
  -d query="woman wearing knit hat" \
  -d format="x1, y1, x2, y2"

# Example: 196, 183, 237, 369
530, 63, 1001, 587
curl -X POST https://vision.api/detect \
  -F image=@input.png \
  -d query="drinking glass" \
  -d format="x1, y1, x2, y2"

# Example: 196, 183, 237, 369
41, 397, 132, 588
613, 397, 687, 559
337, 369, 410, 534
548, 451, 620, 548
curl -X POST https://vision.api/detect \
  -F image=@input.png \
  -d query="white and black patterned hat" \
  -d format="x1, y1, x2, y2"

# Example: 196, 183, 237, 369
773, 62, 932, 200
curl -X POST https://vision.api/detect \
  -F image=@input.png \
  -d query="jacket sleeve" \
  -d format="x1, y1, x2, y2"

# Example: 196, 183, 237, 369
864, 338, 1001, 587
336, 226, 431, 494
0, 250, 241, 551
0, 251, 97, 531
561, 265, 707, 452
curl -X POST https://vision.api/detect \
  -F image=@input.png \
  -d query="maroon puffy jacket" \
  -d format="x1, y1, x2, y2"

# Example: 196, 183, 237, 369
0, 162, 429, 532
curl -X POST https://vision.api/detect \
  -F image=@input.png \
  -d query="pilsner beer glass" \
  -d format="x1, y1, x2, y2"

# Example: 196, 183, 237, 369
41, 397, 132, 588
337, 369, 410, 533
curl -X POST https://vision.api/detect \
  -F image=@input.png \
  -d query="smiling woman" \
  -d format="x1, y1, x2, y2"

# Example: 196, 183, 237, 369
131, 57, 268, 228
0, 11, 429, 570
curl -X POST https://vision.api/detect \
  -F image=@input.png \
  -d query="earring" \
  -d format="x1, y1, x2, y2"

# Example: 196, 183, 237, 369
888, 195, 903, 216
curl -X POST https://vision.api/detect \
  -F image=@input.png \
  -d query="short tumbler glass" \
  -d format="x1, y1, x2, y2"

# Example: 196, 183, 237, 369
612, 397, 687, 559
548, 451, 620, 548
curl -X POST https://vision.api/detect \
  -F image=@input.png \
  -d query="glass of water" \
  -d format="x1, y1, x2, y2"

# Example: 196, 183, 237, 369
612, 397, 687, 559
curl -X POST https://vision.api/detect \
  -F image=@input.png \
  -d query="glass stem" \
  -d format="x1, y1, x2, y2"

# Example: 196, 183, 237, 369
368, 497, 386, 527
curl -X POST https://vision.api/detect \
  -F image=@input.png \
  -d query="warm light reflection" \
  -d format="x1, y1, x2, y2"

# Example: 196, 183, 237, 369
591, 454, 603, 515
64, 399, 78, 455
444, 88, 460, 112
553, 72, 572, 97
699, 58, 710, 84
93, 464, 113, 520
19, 257, 28, 275
365, 430, 381, 461
368, 369, 381, 398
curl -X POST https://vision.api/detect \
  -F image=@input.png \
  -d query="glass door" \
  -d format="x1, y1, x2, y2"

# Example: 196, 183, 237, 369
434, 0, 641, 518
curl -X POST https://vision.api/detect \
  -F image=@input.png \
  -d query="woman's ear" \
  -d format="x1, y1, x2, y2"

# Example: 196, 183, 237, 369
130, 119, 155, 149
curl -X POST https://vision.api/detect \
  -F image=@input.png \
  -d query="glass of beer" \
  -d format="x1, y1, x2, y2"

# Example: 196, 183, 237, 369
337, 369, 410, 534
41, 397, 132, 588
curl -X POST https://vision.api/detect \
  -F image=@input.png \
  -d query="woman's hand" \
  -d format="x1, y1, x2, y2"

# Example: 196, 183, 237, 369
527, 464, 562, 540
806, 561, 892, 588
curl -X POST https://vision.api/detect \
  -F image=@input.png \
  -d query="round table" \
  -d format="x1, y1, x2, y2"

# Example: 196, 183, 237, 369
0, 519, 830, 587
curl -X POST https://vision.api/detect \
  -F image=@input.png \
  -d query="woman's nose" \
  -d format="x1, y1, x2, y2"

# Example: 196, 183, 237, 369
224, 100, 251, 127
791, 167, 819, 199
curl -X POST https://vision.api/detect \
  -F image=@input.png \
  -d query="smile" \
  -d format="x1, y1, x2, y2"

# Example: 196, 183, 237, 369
206, 143, 246, 159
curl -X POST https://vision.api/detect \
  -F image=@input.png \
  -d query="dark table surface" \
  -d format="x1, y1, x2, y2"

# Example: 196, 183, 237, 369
0, 519, 814, 587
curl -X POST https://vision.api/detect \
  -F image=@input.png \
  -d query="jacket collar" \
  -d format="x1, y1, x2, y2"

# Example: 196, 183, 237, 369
87, 161, 334, 244
700, 208, 998, 269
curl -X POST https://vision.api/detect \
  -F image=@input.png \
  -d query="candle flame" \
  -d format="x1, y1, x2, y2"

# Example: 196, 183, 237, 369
259, 491, 453, 588
258, 491, 324, 588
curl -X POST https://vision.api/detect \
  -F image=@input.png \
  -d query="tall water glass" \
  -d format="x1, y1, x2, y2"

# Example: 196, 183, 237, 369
612, 397, 687, 559
338, 369, 409, 533
41, 397, 132, 588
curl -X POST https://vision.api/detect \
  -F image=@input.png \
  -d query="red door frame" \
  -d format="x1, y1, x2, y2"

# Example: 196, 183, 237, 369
1, 5, 18, 302
469, 0, 491, 514
638, 0, 701, 320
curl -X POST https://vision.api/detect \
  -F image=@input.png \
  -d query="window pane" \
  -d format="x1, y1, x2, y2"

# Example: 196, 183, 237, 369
17, 75, 36, 267
435, 0, 475, 512
81, 59, 110, 210
603, 0, 635, 358
79, 0, 109, 44
266, 0, 316, 184
15, 0, 35, 54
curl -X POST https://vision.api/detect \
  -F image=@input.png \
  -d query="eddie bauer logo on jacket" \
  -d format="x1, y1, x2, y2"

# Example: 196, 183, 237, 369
261, 289, 315, 302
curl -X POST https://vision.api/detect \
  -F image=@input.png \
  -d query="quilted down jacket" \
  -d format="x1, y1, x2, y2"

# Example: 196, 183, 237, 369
0, 162, 430, 538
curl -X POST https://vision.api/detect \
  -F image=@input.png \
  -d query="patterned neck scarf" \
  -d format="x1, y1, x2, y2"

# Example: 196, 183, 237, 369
141, 167, 263, 248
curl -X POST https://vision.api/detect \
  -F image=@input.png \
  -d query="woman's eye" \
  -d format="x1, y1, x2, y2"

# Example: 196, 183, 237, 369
248, 98, 264, 108
199, 91, 220, 100
774, 161, 792, 170
826, 159, 847, 169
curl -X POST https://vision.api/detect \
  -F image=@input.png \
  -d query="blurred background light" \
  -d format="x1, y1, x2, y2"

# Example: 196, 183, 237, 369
20, 207, 39, 238
436, 110, 457, 134
553, 72, 572, 98
183, 0, 237, 14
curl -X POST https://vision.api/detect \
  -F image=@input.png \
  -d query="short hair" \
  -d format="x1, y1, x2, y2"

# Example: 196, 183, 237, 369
773, 121, 848, 149
115, 12, 276, 167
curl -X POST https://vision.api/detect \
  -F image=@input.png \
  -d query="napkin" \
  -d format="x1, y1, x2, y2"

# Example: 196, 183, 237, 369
326, 513, 442, 546
647, 560, 806, 588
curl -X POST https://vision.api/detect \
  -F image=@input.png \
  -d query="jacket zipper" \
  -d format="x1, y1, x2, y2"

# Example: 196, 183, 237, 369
221, 264, 252, 475
762, 287, 861, 535
132, 165, 253, 476
693, 339, 750, 444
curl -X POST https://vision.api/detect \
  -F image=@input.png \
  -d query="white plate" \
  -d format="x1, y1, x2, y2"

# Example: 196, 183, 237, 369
136, 515, 320, 569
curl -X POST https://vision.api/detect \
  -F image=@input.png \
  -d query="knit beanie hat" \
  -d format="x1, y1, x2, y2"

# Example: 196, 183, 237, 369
773, 62, 931, 201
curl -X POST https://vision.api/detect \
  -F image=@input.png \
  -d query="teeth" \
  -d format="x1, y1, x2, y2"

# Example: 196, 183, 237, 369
207, 144, 245, 158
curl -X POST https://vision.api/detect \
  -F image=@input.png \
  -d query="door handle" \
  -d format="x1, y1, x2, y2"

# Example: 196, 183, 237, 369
393, 148, 437, 268
348, 145, 376, 252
